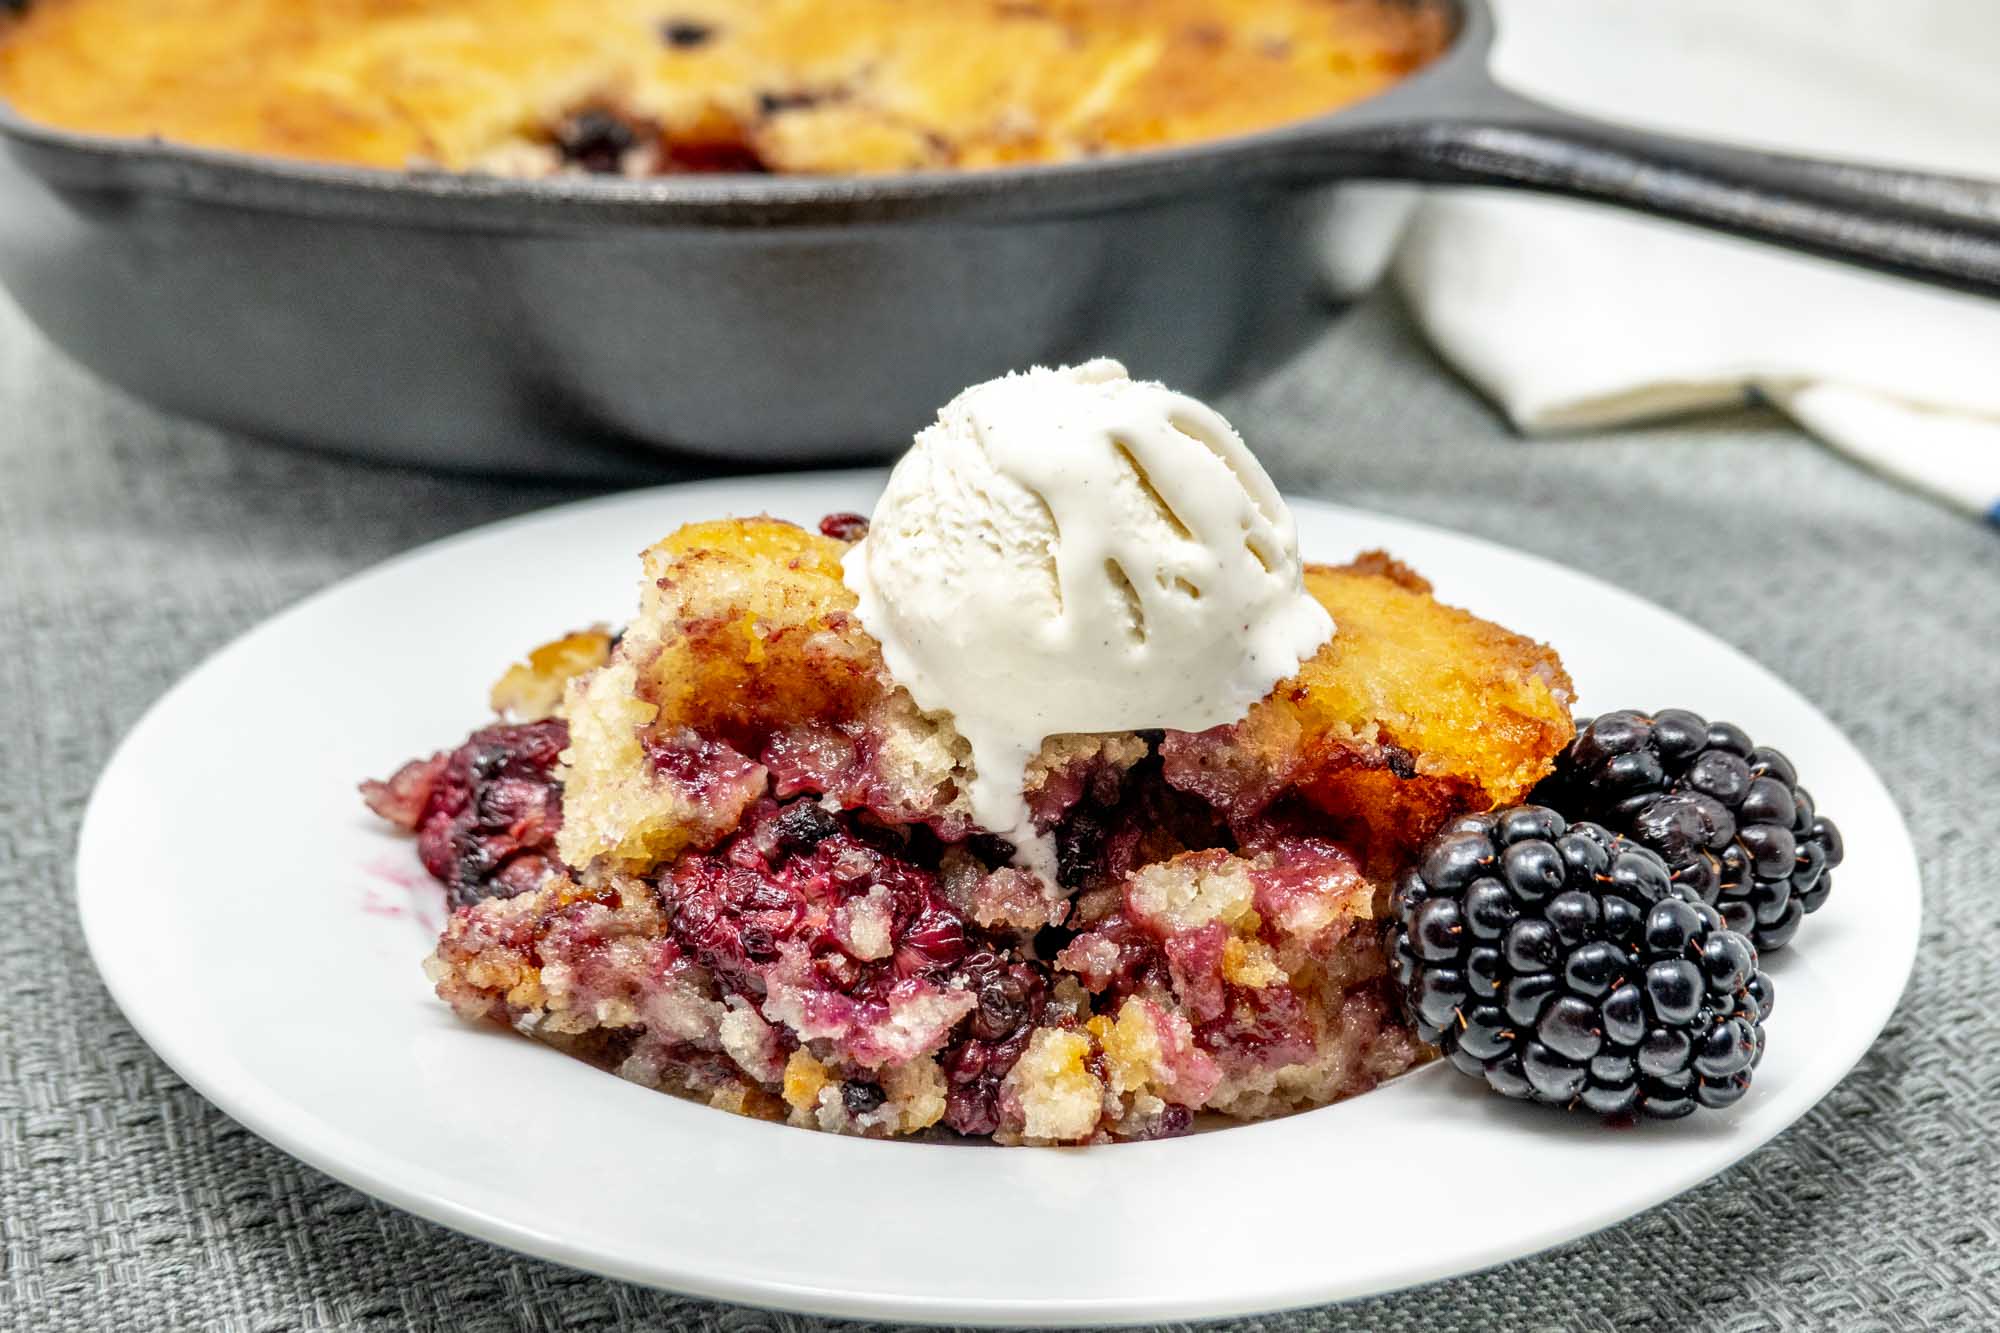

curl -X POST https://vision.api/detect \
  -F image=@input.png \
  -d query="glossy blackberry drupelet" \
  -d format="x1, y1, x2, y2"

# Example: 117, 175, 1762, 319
1533, 709, 1843, 951
1387, 807, 1775, 1120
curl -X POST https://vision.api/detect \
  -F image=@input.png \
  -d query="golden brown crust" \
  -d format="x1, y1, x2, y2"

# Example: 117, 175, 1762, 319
1338, 548, 1432, 595
489, 627, 615, 722
0, 0, 1450, 173
1303, 554, 1575, 802
1168, 551, 1576, 873
555, 517, 958, 873
631, 518, 877, 740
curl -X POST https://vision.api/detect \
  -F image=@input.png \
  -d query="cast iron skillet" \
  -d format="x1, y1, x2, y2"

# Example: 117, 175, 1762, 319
1, 0, 1997, 475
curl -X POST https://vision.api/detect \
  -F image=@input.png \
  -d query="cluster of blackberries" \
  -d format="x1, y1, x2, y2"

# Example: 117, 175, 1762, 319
1389, 711, 1838, 1121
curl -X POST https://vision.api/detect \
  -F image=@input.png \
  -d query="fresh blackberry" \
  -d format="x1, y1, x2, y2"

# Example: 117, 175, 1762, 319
1535, 709, 1843, 951
1387, 806, 1774, 1119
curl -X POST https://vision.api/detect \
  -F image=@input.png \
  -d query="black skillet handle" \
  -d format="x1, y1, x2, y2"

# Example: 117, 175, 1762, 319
1363, 108, 2000, 301
1304, 5, 2000, 301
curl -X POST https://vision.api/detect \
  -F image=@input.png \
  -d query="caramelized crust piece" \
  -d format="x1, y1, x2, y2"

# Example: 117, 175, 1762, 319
489, 627, 615, 722
1162, 551, 1574, 872
1302, 553, 1572, 803
626, 518, 876, 740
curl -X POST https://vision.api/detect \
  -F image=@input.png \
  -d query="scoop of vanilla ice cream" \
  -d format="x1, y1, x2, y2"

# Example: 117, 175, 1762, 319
843, 359, 1332, 878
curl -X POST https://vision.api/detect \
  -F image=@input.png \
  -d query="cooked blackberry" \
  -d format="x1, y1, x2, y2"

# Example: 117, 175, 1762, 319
840, 1080, 886, 1116
771, 798, 842, 859
1535, 709, 1842, 951
817, 511, 870, 542
756, 89, 829, 115
553, 107, 646, 173
659, 18, 715, 48
359, 719, 568, 909
1387, 806, 1774, 1120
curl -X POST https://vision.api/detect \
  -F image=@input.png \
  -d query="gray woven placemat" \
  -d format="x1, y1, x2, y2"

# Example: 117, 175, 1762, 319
3, 286, 1995, 1333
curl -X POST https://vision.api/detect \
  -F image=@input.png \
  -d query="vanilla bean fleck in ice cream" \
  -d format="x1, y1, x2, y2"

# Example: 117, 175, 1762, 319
843, 359, 1333, 879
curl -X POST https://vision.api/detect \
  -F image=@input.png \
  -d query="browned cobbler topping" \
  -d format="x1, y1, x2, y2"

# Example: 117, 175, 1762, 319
0, 0, 1452, 175
489, 627, 614, 722
366, 514, 1575, 1144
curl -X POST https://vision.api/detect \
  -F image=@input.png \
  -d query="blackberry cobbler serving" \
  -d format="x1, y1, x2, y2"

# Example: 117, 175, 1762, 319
365, 364, 1838, 1142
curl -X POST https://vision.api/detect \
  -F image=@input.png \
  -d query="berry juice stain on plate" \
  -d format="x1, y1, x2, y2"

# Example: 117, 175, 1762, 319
360, 859, 445, 934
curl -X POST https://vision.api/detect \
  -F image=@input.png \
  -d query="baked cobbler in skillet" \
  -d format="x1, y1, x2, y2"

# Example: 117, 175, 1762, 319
0, 0, 1450, 174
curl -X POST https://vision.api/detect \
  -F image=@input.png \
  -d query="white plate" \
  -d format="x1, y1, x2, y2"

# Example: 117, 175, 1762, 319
78, 472, 1919, 1326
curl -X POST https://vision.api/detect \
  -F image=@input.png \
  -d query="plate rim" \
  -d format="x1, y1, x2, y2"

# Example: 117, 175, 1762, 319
75, 471, 1922, 1325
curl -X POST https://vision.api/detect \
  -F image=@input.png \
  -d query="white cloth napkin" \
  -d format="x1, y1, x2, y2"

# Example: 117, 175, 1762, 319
1392, 0, 2000, 525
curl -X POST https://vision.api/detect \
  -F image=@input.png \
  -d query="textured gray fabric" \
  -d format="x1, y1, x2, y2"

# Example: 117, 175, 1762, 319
2, 284, 1995, 1333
